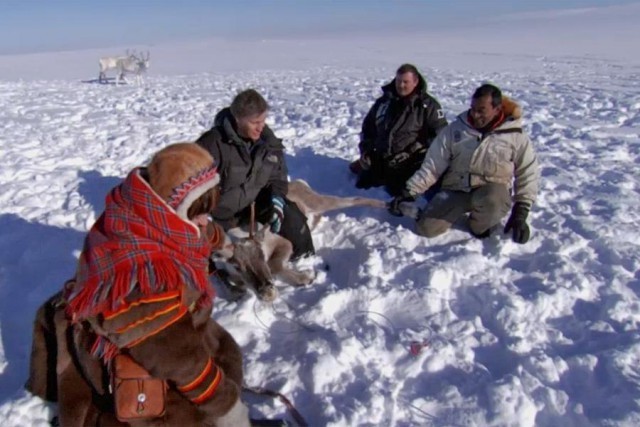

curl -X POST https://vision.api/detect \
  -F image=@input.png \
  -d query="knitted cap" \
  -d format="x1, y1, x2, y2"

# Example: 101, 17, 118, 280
147, 142, 220, 220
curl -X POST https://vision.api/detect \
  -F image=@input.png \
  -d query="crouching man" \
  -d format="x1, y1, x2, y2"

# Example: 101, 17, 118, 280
26, 143, 250, 426
196, 89, 315, 261
389, 84, 539, 243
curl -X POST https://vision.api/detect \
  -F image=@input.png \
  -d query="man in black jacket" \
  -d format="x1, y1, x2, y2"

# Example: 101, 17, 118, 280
196, 89, 314, 260
350, 64, 448, 196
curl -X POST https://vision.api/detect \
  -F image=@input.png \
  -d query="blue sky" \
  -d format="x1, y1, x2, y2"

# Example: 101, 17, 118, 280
0, 0, 636, 54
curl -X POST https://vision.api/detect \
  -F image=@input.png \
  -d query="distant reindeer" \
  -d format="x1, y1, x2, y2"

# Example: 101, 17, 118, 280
116, 50, 150, 85
98, 54, 129, 83
97, 50, 150, 85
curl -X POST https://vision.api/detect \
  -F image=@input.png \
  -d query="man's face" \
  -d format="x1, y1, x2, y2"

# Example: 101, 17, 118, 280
395, 72, 419, 97
470, 95, 501, 129
236, 111, 267, 141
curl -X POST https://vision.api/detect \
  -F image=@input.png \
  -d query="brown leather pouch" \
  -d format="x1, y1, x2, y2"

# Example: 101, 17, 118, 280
111, 353, 167, 422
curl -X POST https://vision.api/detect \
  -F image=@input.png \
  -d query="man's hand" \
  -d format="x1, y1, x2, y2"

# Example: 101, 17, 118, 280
360, 152, 371, 166
388, 190, 416, 217
504, 202, 531, 244
269, 196, 285, 233
350, 152, 372, 175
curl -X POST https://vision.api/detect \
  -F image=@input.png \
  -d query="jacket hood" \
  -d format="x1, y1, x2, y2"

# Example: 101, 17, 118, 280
213, 107, 234, 128
381, 69, 428, 99
214, 107, 243, 144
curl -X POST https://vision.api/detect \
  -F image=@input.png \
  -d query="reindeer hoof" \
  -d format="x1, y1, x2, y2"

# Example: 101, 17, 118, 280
257, 284, 278, 302
296, 270, 316, 286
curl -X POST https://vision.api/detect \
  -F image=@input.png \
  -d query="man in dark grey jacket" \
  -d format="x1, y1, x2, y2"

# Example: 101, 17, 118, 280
350, 63, 448, 196
196, 89, 314, 260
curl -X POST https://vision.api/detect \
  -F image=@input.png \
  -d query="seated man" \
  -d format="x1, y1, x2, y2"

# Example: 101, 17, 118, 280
196, 89, 314, 260
390, 84, 539, 244
351, 63, 448, 196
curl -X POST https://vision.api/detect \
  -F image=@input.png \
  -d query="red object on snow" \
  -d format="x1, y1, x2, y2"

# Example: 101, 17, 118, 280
409, 341, 429, 356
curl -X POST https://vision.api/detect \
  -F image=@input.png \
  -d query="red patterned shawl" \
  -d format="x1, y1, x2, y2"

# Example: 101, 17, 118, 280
66, 168, 214, 320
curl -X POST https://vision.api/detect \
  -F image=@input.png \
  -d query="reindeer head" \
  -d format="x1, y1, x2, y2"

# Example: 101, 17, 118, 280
141, 51, 150, 70
212, 226, 277, 301
128, 50, 150, 72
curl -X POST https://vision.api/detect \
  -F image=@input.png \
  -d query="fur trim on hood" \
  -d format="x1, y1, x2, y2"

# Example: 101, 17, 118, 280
502, 96, 522, 120
461, 96, 523, 130
147, 142, 220, 220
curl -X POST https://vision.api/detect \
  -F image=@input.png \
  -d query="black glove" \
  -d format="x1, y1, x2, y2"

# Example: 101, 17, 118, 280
355, 171, 374, 189
504, 202, 531, 244
388, 190, 415, 217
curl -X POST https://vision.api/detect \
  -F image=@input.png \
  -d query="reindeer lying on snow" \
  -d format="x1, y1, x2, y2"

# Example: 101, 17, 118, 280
212, 179, 387, 301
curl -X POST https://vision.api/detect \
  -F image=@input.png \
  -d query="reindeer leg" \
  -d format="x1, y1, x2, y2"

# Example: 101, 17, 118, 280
267, 236, 314, 286
310, 215, 321, 231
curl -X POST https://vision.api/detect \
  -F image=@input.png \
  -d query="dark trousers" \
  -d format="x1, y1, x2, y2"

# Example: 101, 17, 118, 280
416, 184, 512, 238
355, 151, 427, 197
277, 198, 315, 260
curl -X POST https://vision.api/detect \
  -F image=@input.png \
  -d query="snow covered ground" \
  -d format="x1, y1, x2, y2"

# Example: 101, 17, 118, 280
1, 5, 640, 427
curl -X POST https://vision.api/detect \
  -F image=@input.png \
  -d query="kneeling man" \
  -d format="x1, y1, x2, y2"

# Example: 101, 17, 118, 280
390, 84, 539, 244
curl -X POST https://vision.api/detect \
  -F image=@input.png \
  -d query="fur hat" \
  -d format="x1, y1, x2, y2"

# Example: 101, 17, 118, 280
147, 142, 220, 220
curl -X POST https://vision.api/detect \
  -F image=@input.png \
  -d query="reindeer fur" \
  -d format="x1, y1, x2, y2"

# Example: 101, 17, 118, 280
214, 180, 386, 301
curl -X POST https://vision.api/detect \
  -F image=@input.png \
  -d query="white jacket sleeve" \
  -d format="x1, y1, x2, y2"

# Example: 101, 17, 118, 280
406, 127, 451, 195
513, 134, 539, 206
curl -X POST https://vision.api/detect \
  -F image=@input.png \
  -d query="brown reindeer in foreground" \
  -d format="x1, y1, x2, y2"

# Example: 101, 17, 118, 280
212, 179, 387, 301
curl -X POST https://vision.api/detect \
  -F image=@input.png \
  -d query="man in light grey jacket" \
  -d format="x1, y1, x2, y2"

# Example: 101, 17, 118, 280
389, 84, 539, 244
